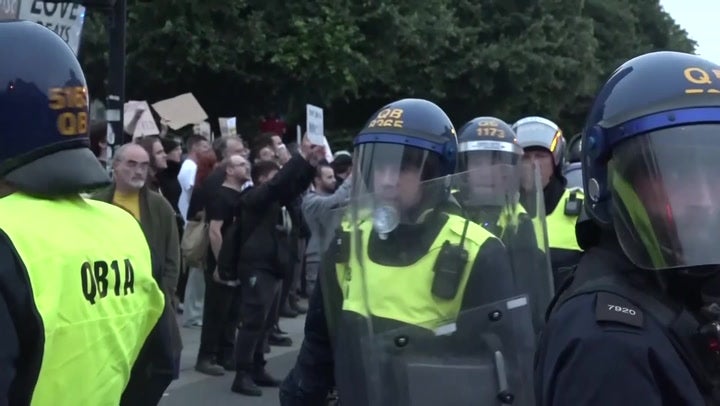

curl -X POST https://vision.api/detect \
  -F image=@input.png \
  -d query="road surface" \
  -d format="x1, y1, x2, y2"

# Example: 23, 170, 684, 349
159, 314, 305, 405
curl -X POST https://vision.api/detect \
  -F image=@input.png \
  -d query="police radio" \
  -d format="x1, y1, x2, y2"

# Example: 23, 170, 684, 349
431, 218, 470, 300
564, 190, 582, 216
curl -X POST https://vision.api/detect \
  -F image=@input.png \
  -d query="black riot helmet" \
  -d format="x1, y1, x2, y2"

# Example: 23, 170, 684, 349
582, 51, 720, 271
351, 99, 457, 228
0, 21, 109, 195
456, 117, 523, 207
353, 98, 457, 192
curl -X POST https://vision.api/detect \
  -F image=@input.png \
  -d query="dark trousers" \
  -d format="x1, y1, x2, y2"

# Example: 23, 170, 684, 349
234, 270, 282, 372
175, 219, 187, 303
278, 239, 305, 317
280, 281, 335, 405
198, 271, 240, 362
121, 373, 173, 406
279, 264, 294, 313
176, 258, 189, 304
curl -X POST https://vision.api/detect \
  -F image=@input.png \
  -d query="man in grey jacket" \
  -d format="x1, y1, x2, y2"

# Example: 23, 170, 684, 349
301, 161, 352, 295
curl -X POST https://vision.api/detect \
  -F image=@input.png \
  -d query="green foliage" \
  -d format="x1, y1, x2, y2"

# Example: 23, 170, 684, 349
79, 0, 697, 142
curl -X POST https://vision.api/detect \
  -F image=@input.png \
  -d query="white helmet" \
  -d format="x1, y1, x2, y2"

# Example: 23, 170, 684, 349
512, 116, 566, 170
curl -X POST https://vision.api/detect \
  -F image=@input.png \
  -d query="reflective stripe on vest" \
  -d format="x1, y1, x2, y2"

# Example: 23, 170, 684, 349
338, 214, 492, 331
545, 188, 583, 252
0, 193, 165, 405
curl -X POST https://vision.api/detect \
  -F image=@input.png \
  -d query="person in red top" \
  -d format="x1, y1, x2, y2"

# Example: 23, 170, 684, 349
259, 111, 287, 137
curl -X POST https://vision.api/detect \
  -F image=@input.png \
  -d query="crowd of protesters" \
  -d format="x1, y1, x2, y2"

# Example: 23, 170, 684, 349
87, 112, 353, 398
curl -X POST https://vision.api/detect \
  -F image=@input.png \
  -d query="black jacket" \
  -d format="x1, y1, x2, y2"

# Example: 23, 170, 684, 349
236, 154, 315, 278
536, 239, 712, 405
156, 160, 182, 214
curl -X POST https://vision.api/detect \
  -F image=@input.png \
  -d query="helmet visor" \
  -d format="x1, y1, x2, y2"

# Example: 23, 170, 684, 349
456, 149, 520, 207
351, 141, 443, 223
610, 124, 720, 270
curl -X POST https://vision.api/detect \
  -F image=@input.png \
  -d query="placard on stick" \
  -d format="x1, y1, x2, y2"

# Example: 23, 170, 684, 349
306, 104, 325, 146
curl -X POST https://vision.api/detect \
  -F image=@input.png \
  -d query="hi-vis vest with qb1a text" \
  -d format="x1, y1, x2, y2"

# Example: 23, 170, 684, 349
0, 193, 165, 405
338, 213, 494, 331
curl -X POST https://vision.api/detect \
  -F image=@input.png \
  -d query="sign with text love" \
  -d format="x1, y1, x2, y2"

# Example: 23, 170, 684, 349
18, 0, 86, 55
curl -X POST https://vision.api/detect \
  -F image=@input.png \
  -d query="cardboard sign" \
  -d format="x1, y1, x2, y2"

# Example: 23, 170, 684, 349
151, 93, 208, 130
124, 100, 159, 139
218, 117, 237, 137
18, 0, 86, 55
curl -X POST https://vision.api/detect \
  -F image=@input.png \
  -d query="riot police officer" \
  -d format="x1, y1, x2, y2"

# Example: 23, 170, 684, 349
536, 51, 720, 405
281, 100, 538, 405
0, 21, 169, 405
512, 116, 583, 286
455, 116, 553, 331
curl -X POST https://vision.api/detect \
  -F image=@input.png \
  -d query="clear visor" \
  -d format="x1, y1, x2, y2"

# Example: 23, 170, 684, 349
610, 125, 720, 270
456, 150, 520, 207
351, 142, 444, 227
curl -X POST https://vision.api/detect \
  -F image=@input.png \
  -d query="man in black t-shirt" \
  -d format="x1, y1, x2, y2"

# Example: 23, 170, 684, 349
195, 154, 251, 375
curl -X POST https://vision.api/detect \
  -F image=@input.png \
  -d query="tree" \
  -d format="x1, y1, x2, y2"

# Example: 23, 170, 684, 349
78, 0, 696, 146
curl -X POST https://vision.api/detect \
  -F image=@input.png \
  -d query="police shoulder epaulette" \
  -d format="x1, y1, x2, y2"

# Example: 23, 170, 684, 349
594, 291, 644, 328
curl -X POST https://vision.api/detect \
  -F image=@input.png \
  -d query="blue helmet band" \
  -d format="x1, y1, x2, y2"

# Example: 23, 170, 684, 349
595, 107, 720, 158
354, 133, 445, 153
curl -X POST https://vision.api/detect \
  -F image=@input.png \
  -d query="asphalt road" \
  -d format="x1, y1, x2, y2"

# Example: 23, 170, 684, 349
159, 314, 305, 406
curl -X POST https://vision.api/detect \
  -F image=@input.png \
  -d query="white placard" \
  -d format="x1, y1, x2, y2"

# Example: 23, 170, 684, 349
18, 0, 86, 55
106, 122, 115, 145
218, 117, 237, 137
306, 104, 325, 146
124, 100, 159, 139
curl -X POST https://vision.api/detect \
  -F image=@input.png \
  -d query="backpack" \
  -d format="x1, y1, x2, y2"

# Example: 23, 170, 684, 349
180, 210, 209, 268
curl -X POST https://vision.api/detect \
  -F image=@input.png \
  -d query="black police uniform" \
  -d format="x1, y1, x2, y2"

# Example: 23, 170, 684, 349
0, 21, 175, 406
535, 236, 714, 405
281, 213, 513, 404
281, 99, 516, 404
535, 50, 720, 406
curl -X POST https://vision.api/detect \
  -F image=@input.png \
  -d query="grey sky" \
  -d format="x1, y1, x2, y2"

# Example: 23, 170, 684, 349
661, 0, 719, 63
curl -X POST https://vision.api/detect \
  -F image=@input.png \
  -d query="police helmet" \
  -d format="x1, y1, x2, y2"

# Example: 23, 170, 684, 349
456, 117, 522, 206
352, 99, 457, 222
566, 132, 582, 163
512, 116, 566, 171
582, 51, 720, 271
0, 21, 109, 195
353, 98, 457, 185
